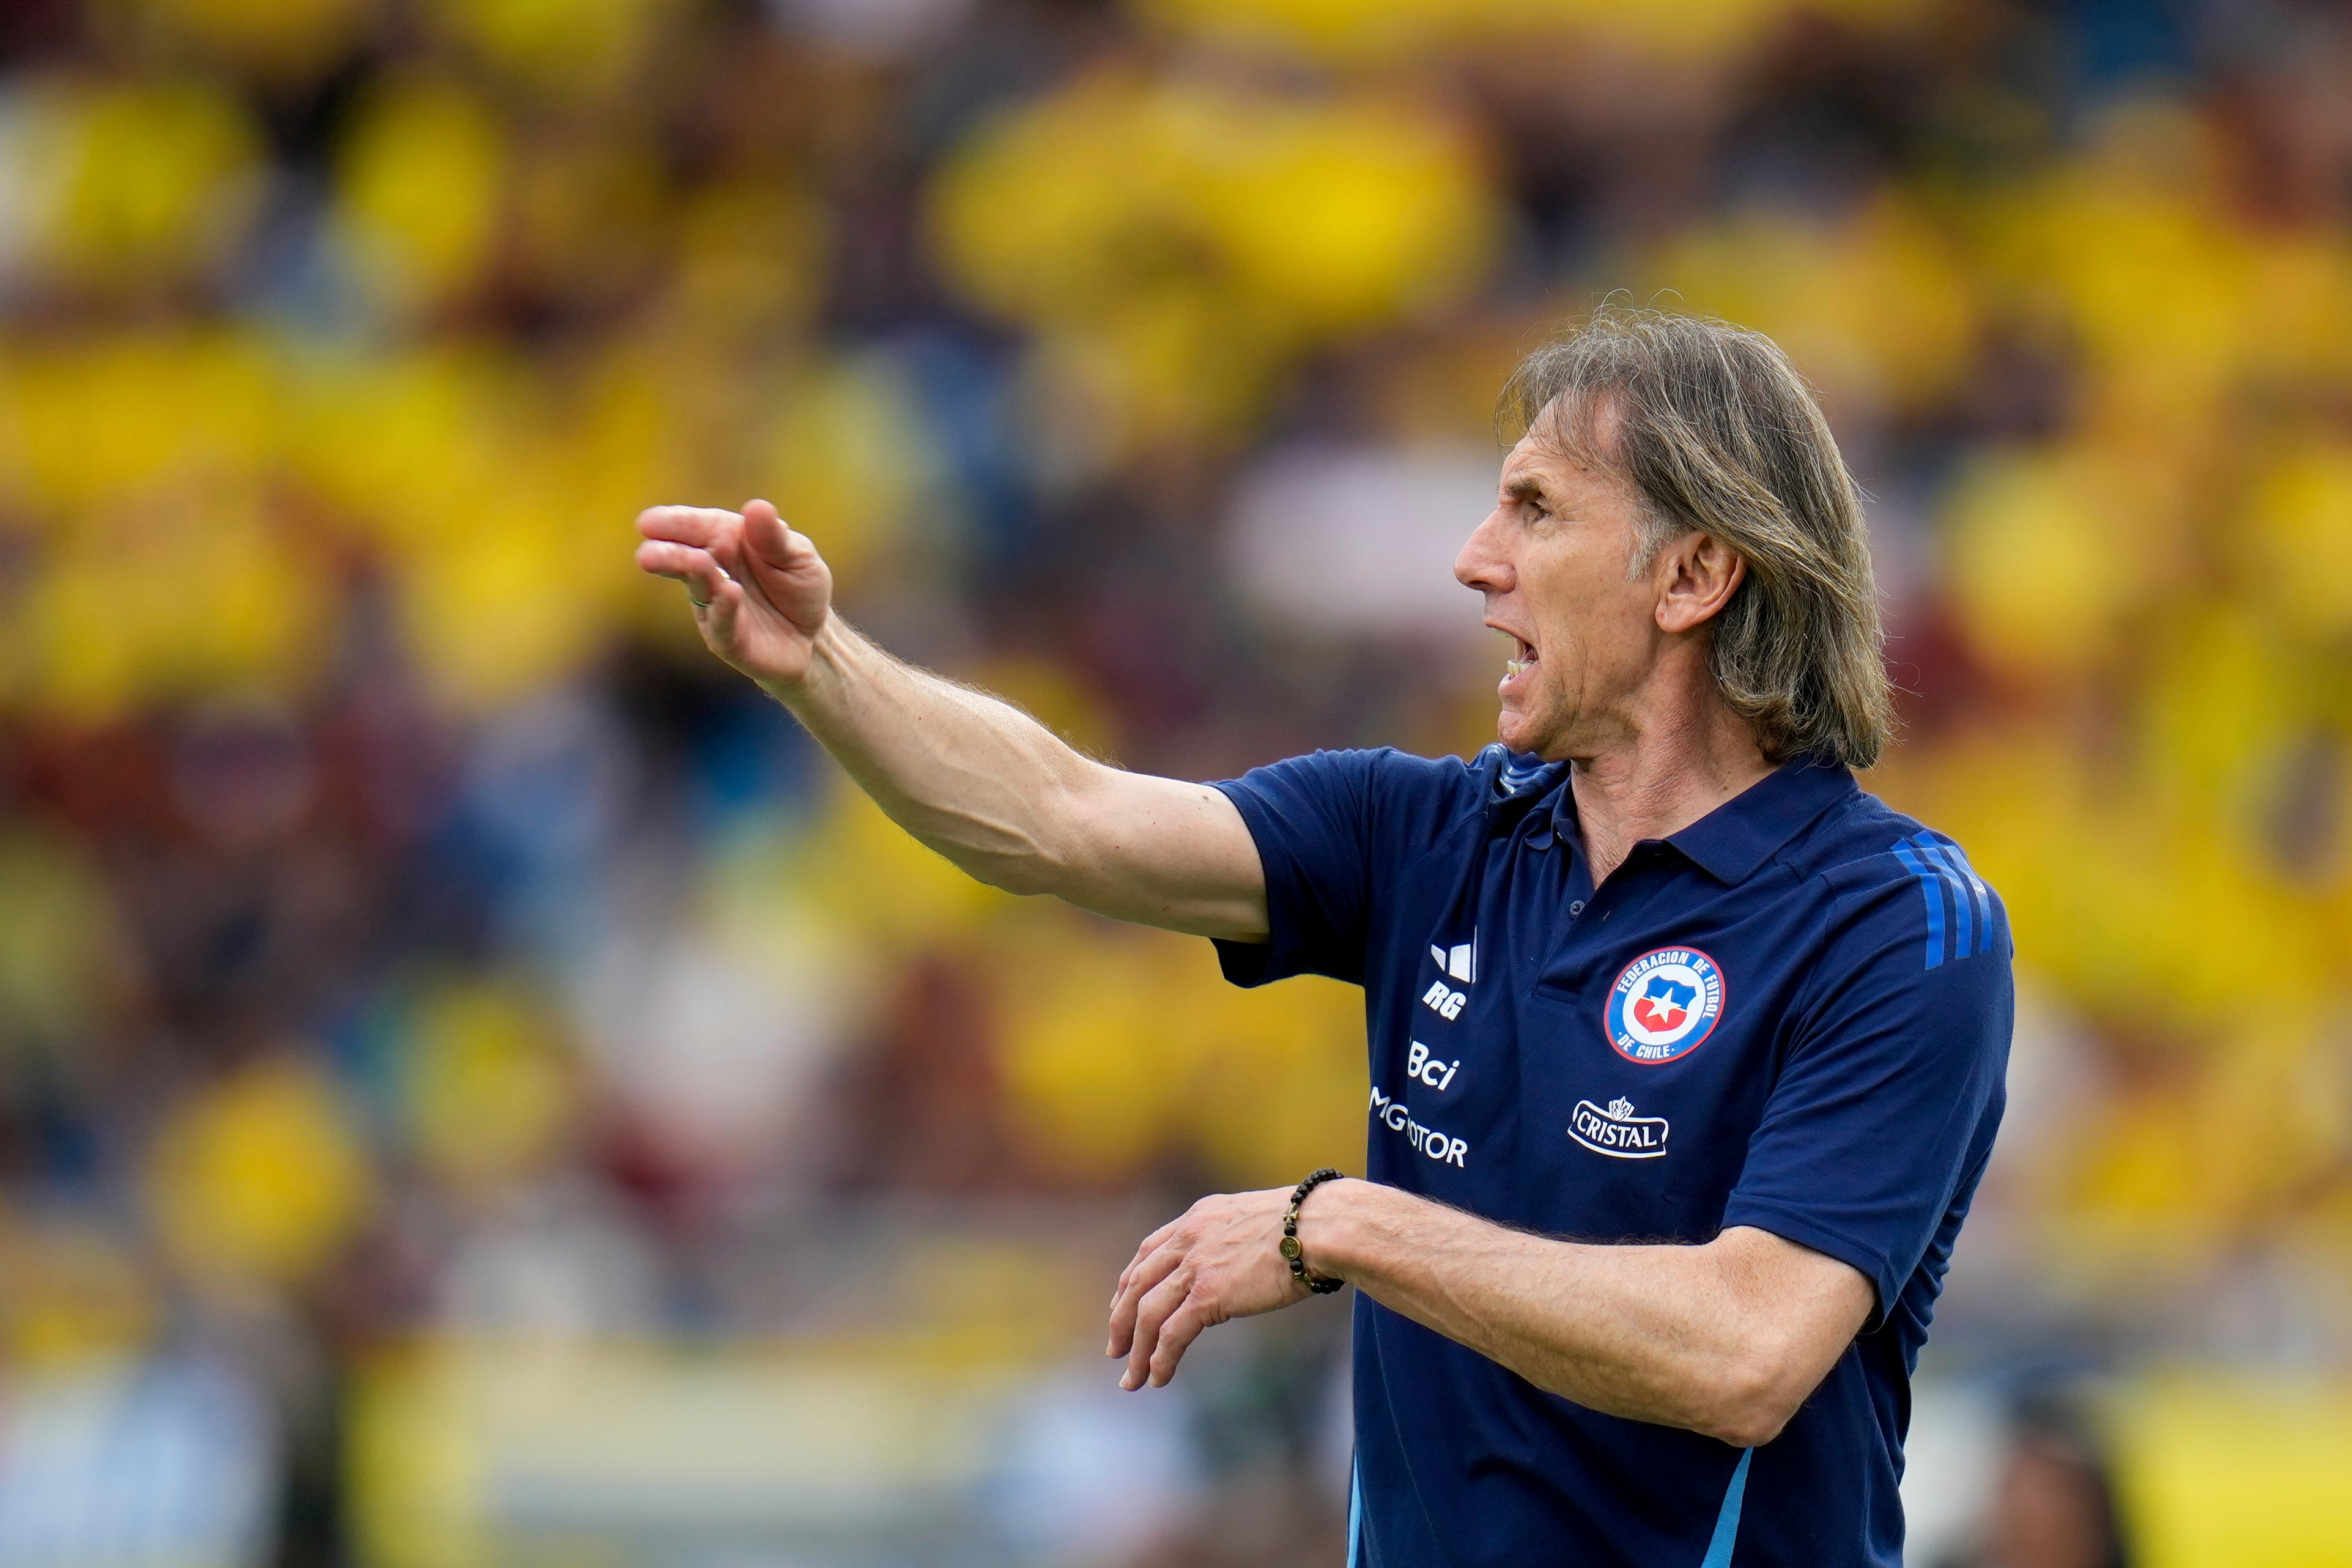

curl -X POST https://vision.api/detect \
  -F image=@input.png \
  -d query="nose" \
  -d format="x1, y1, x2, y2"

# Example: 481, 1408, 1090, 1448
1455, 507, 1514, 595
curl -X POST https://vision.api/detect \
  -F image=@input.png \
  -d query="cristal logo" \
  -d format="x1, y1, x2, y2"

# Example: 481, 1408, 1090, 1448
1603, 947, 1725, 1065
1568, 1096, 1670, 1159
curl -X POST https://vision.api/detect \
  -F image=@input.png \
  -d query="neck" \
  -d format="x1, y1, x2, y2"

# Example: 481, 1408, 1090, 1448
1564, 698, 1775, 885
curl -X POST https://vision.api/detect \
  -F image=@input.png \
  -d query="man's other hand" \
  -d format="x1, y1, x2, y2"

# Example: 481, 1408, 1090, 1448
1106, 1186, 1325, 1391
635, 500, 834, 690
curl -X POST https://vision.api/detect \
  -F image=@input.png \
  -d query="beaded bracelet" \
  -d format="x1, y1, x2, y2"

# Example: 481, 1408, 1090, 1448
1280, 1167, 1347, 1293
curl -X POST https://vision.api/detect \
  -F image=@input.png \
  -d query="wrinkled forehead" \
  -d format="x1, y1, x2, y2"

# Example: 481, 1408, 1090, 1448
1517, 388, 1628, 472
1501, 391, 1634, 493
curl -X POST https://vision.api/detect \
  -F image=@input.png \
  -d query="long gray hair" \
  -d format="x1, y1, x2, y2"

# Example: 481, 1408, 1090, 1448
1501, 306, 1895, 769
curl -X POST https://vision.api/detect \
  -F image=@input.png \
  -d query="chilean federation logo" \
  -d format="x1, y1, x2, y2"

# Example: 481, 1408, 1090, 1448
1604, 947, 1725, 1064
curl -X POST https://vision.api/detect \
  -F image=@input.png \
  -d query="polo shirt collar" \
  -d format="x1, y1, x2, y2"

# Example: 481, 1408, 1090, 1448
1665, 758, 1857, 884
1547, 756, 1857, 885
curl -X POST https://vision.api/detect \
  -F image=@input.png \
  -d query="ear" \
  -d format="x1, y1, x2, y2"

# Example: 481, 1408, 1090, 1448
1654, 532, 1747, 635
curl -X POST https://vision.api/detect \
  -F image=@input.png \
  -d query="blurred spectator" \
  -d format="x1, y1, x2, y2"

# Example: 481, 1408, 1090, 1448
1943, 1393, 2132, 1568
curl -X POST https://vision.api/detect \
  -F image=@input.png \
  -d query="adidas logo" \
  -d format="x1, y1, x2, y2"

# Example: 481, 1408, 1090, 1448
1422, 936, 1473, 1021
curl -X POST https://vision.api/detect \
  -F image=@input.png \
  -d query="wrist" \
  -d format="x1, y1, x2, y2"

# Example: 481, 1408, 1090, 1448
1281, 1169, 1348, 1292
1295, 1177, 1378, 1284
757, 614, 851, 707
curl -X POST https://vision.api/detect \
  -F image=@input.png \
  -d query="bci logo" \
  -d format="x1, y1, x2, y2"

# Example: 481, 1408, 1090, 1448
1405, 1041, 1458, 1090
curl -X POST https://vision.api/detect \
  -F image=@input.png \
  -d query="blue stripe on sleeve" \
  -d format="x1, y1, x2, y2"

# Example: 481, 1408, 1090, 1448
1954, 844, 1994, 950
1698, 1448, 1753, 1568
1915, 835, 1995, 958
1914, 836, 1974, 960
1347, 1458, 1362, 1568
1889, 841, 1947, 968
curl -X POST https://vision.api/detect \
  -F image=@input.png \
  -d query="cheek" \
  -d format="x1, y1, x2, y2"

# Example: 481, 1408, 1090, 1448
1527, 579, 1602, 666
1528, 601, 1650, 707
1536, 552, 1647, 648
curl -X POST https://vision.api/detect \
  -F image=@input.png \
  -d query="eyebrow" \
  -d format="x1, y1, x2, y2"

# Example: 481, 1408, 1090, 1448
1501, 474, 1548, 505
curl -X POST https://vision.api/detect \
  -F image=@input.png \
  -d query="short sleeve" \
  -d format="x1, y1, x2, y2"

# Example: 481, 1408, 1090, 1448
1720, 857, 2014, 1326
1211, 748, 1481, 990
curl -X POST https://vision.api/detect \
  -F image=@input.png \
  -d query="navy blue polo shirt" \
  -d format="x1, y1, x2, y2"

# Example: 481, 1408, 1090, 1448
1211, 746, 2011, 1568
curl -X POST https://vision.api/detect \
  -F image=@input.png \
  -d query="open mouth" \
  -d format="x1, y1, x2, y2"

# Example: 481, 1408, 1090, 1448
1503, 635, 1536, 681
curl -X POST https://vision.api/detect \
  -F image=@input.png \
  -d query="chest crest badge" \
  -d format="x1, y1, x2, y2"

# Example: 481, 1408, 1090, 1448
1604, 947, 1725, 1064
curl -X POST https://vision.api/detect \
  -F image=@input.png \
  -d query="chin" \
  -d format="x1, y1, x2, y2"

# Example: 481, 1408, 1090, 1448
1495, 700, 1571, 763
1493, 710, 1545, 758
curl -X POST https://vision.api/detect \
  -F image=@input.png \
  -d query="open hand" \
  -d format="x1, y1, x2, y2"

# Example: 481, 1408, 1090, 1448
1106, 1186, 1328, 1390
634, 500, 834, 690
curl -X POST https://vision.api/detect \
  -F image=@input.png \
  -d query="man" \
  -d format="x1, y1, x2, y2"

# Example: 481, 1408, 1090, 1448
635, 308, 2011, 1567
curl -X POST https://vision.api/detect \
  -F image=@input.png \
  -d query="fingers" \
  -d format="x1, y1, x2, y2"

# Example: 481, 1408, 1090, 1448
1147, 1298, 1210, 1388
639, 502, 815, 594
634, 541, 736, 611
637, 504, 753, 549
1107, 1238, 1186, 1360
1111, 1218, 1182, 1309
740, 498, 802, 569
1122, 1267, 1194, 1392
700, 575, 744, 640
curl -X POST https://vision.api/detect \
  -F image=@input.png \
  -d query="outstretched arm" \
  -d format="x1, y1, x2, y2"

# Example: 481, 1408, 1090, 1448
635, 501, 1268, 940
1106, 1182, 1871, 1448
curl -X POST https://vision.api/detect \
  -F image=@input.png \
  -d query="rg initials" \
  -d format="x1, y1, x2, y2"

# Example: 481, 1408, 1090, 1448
1421, 981, 1465, 1021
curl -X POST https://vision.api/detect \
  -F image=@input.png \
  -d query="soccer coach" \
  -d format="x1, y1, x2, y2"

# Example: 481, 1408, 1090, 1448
636, 309, 2012, 1567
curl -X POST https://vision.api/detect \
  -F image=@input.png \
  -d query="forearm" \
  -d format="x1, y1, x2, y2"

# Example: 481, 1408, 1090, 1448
1303, 1182, 1853, 1447
768, 619, 1264, 936
767, 618, 1084, 883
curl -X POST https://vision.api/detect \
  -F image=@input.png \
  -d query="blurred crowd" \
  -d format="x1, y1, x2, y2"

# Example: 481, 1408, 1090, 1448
1, 0, 2350, 1564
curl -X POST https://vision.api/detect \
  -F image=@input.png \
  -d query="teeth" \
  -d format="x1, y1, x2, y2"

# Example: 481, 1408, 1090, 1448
1506, 659, 1531, 678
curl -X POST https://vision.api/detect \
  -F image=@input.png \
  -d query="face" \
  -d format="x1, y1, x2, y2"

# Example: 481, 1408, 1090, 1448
1453, 412, 1744, 761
